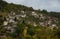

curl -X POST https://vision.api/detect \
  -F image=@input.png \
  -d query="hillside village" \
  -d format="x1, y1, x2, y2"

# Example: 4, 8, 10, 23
0, 0, 60, 39
2, 11, 59, 30
0, 10, 60, 39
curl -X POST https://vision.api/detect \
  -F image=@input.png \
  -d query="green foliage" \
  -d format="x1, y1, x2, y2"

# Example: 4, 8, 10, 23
0, 0, 7, 10
27, 27, 35, 36
0, 15, 4, 25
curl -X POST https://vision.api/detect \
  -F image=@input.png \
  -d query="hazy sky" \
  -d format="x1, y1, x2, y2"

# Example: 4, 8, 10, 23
4, 0, 60, 12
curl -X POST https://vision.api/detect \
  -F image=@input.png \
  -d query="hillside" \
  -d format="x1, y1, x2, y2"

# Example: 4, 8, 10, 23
0, 0, 60, 39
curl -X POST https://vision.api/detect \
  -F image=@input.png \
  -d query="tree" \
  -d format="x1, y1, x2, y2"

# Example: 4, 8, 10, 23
0, 15, 4, 25
27, 27, 35, 36
0, 0, 8, 11
16, 22, 25, 39
41, 9, 47, 13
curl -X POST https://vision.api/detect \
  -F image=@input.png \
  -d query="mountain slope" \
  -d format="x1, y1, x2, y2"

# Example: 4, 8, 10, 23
0, 0, 60, 39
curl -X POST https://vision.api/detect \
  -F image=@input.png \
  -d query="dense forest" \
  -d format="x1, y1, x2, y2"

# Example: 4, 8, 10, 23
0, 0, 60, 39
